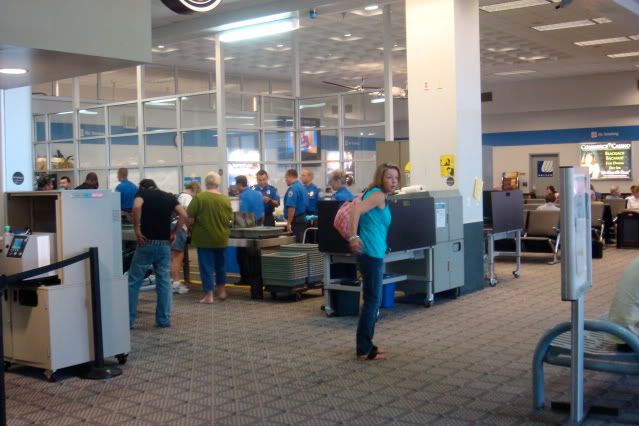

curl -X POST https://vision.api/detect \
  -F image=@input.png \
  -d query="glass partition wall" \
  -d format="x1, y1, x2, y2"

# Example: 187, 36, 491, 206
32, 66, 385, 196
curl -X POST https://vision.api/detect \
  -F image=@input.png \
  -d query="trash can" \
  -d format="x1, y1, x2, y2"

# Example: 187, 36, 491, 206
381, 282, 396, 308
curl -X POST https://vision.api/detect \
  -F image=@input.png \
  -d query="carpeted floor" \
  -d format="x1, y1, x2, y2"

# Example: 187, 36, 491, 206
4, 248, 639, 425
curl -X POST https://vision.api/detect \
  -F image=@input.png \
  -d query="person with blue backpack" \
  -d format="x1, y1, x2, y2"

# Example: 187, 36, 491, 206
348, 163, 400, 361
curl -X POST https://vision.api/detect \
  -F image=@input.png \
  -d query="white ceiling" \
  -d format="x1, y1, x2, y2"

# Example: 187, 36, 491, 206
149, 0, 639, 90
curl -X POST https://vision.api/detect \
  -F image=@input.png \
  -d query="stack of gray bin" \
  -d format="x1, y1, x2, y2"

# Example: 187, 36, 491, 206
261, 252, 308, 299
279, 244, 323, 284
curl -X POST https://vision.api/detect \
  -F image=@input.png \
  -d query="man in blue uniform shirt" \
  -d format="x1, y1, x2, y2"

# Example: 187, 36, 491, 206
236, 175, 264, 285
252, 170, 280, 226
236, 175, 264, 225
301, 168, 320, 215
284, 169, 309, 243
115, 168, 138, 212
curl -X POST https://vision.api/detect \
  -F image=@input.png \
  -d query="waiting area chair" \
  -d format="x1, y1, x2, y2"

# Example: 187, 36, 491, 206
591, 201, 605, 243
522, 210, 561, 264
532, 320, 639, 410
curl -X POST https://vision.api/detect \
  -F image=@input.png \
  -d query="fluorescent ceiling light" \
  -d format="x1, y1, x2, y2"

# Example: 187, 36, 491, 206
486, 47, 517, 53
301, 70, 328, 75
157, 45, 165, 49
532, 19, 610, 31
219, 18, 299, 42
257, 64, 286, 69
56, 111, 73, 115
575, 36, 630, 46
494, 70, 536, 76
519, 55, 546, 61
215, 12, 293, 32
146, 98, 177, 106
480, 0, 550, 13
370, 98, 385, 104
299, 103, 326, 109
364, 5, 379, 11
607, 51, 639, 58
79, 110, 98, 115
0, 68, 28, 75
350, 8, 383, 17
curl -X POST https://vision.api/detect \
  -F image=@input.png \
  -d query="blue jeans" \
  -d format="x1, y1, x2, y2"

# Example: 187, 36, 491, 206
128, 241, 172, 328
197, 248, 226, 292
356, 254, 384, 356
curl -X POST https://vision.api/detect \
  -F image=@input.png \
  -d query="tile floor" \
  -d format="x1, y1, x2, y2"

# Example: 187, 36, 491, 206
4, 248, 639, 425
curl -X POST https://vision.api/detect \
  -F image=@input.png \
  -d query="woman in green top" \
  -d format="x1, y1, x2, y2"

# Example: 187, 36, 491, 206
187, 172, 233, 304
349, 163, 400, 360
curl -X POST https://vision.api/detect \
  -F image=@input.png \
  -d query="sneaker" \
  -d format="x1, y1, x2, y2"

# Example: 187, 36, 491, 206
172, 281, 189, 294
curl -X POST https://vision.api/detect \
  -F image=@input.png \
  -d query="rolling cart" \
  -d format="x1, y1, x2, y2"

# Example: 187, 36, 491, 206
484, 228, 522, 286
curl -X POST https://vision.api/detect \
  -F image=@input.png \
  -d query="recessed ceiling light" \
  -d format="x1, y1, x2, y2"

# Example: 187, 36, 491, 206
0, 68, 28, 75
377, 45, 406, 52
330, 35, 362, 42
314, 55, 342, 60
574, 36, 630, 46
152, 47, 178, 53
519, 55, 547, 61
486, 47, 517, 53
157, 45, 165, 49
264, 45, 291, 52
494, 70, 536, 76
344, 33, 352, 37
364, 5, 379, 11
607, 51, 639, 58
258, 63, 286, 69
480, 0, 551, 13
532, 18, 610, 31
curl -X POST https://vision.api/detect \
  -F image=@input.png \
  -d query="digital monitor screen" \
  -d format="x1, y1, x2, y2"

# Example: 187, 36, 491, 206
10, 235, 27, 252
579, 142, 632, 180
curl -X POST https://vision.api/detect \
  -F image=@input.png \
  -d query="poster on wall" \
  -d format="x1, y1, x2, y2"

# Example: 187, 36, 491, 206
579, 142, 632, 180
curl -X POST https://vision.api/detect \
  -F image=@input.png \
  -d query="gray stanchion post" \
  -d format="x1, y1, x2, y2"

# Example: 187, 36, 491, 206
83, 247, 122, 380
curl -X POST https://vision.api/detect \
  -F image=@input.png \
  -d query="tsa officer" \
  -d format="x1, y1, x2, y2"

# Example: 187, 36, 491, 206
284, 169, 309, 243
252, 169, 280, 226
329, 169, 354, 203
301, 168, 320, 215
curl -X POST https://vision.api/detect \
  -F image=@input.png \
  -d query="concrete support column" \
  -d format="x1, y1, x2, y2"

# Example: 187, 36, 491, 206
405, 0, 484, 292
215, 36, 227, 192
383, 4, 394, 141
1, 86, 33, 193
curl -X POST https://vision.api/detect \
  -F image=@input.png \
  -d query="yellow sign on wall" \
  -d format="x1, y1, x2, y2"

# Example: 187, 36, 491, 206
440, 154, 455, 177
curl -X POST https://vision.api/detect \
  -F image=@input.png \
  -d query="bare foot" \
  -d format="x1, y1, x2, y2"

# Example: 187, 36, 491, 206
215, 287, 227, 301
199, 296, 215, 304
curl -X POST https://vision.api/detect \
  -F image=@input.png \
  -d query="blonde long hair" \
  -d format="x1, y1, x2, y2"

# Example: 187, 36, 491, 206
368, 163, 401, 192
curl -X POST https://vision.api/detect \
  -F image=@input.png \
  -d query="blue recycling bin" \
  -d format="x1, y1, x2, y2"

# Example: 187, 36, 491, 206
381, 282, 396, 308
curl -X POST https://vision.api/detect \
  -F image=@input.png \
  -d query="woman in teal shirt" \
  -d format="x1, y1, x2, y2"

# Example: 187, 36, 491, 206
349, 163, 400, 360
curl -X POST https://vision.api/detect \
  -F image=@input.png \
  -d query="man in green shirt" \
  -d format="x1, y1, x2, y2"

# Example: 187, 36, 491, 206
187, 172, 233, 304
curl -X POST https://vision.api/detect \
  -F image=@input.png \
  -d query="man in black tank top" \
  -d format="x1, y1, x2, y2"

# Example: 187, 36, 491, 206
128, 179, 188, 329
